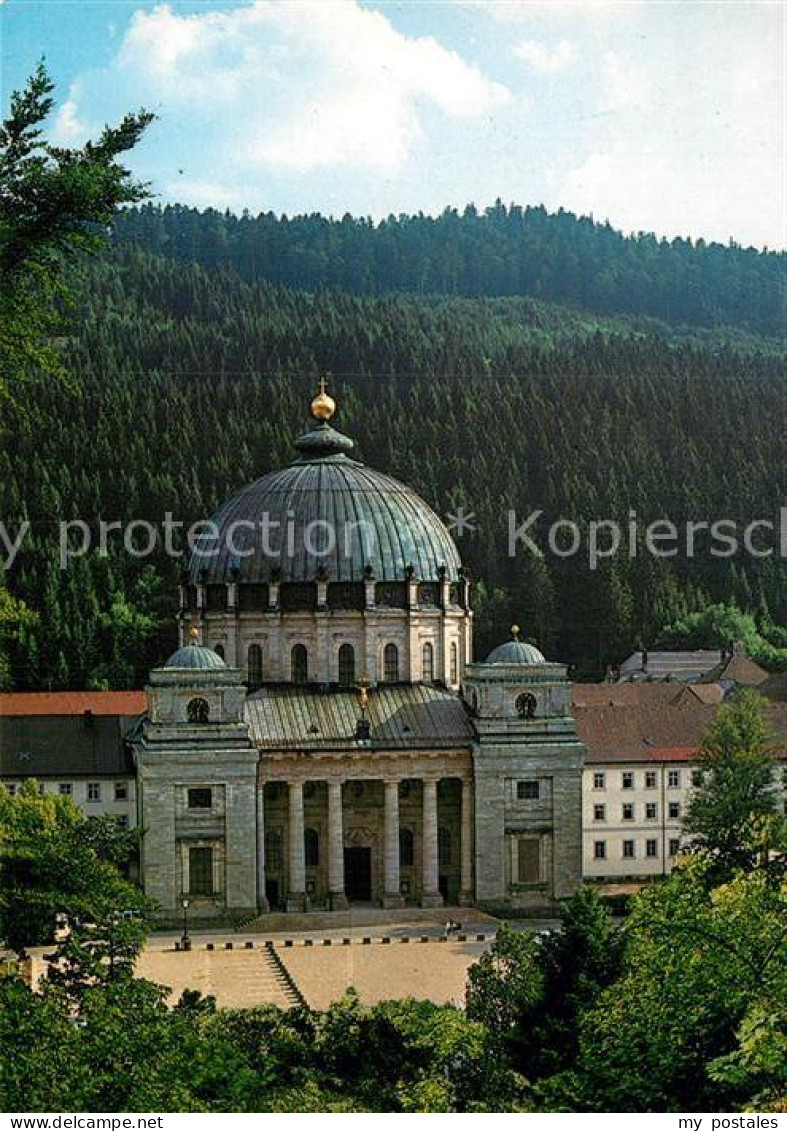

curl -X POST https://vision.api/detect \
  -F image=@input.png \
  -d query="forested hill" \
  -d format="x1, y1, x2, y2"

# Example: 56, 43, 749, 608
113, 202, 786, 338
3, 228, 785, 691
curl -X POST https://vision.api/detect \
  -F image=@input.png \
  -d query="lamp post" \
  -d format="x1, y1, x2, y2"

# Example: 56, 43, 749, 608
181, 898, 191, 951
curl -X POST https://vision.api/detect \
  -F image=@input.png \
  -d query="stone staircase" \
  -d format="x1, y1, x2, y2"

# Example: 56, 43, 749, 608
240, 946, 301, 1009
136, 944, 303, 1011
263, 942, 306, 1009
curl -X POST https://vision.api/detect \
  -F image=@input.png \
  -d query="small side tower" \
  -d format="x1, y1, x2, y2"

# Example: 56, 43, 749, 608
132, 631, 261, 919
463, 627, 584, 913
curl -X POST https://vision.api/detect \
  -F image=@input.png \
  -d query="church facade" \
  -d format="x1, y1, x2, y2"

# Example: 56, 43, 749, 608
132, 384, 586, 919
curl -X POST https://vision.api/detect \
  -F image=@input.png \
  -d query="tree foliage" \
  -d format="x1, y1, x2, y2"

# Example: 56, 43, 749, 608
684, 689, 786, 881
0, 63, 152, 399
0, 780, 151, 950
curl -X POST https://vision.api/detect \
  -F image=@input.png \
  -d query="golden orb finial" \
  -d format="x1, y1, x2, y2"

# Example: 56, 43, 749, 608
310, 376, 336, 422
188, 625, 200, 643
511, 624, 521, 640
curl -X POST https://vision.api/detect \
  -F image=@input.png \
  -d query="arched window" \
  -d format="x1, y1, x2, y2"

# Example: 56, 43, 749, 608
438, 826, 452, 867
338, 643, 355, 687
214, 643, 225, 661
422, 641, 434, 683
304, 828, 319, 867
265, 830, 282, 871
291, 643, 308, 684
187, 697, 210, 724
383, 642, 399, 683
247, 643, 262, 689
399, 827, 414, 867
450, 642, 458, 685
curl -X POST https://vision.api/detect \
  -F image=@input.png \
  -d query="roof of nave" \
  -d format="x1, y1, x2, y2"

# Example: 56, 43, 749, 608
245, 683, 474, 749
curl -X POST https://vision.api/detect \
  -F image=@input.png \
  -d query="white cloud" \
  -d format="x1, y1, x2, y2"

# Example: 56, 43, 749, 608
82, 0, 510, 174
513, 38, 576, 72
51, 95, 91, 144
558, 33, 785, 248
461, 1, 643, 24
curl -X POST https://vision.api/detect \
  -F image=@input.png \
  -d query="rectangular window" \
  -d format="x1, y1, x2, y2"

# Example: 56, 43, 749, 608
114, 781, 128, 802
646, 838, 658, 858
87, 782, 101, 803
646, 802, 658, 820
669, 837, 681, 856
593, 772, 606, 790
691, 770, 704, 788
593, 840, 606, 860
6, 783, 17, 796
187, 787, 213, 810
116, 815, 129, 829
668, 802, 681, 820
645, 770, 657, 789
593, 804, 606, 822
668, 770, 681, 789
622, 803, 634, 821
189, 846, 214, 896
517, 780, 540, 801
517, 838, 540, 883
58, 783, 73, 796
622, 772, 634, 790
622, 840, 635, 859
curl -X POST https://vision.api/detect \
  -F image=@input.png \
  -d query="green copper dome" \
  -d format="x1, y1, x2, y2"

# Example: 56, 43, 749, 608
486, 628, 546, 665
188, 396, 462, 586
165, 643, 227, 670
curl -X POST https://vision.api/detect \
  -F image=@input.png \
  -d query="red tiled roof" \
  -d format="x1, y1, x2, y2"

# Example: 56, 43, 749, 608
573, 682, 787, 764
0, 691, 146, 718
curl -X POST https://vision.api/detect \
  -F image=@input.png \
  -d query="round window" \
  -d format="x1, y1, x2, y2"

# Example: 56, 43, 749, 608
515, 692, 537, 719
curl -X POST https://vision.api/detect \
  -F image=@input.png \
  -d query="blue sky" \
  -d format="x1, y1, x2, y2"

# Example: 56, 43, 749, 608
2, 1, 784, 248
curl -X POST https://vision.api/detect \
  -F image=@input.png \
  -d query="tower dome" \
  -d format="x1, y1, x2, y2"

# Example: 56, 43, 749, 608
165, 629, 227, 670
485, 625, 545, 665
187, 385, 461, 585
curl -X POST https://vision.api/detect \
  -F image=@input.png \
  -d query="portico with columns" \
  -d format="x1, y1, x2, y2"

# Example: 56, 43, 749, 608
254, 764, 473, 912
246, 682, 476, 911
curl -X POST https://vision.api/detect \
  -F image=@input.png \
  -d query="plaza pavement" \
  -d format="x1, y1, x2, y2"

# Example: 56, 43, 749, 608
136, 908, 559, 1011
21, 910, 560, 1012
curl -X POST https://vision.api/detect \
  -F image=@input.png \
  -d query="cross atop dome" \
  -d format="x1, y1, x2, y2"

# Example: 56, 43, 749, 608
310, 376, 336, 422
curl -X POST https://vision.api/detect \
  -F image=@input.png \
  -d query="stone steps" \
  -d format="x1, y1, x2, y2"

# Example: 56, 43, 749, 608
238, 905, 493, 934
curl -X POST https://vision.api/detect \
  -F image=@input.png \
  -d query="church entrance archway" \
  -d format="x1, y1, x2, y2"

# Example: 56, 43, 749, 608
344, 846, 372, 901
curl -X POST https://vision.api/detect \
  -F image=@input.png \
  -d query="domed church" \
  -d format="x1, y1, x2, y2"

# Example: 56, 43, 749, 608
132, 384, 585, 919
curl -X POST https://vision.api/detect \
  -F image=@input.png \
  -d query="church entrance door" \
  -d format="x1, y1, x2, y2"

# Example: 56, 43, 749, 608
344, 846, 372, 901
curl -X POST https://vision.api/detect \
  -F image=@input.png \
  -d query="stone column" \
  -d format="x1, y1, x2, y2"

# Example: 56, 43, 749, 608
256, 783, 269, 913
421, 778, 443, 907
459, 778, 473, 905
383, 779, 404, 908
327, 780, 348, 911
286, 781, 307, 912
